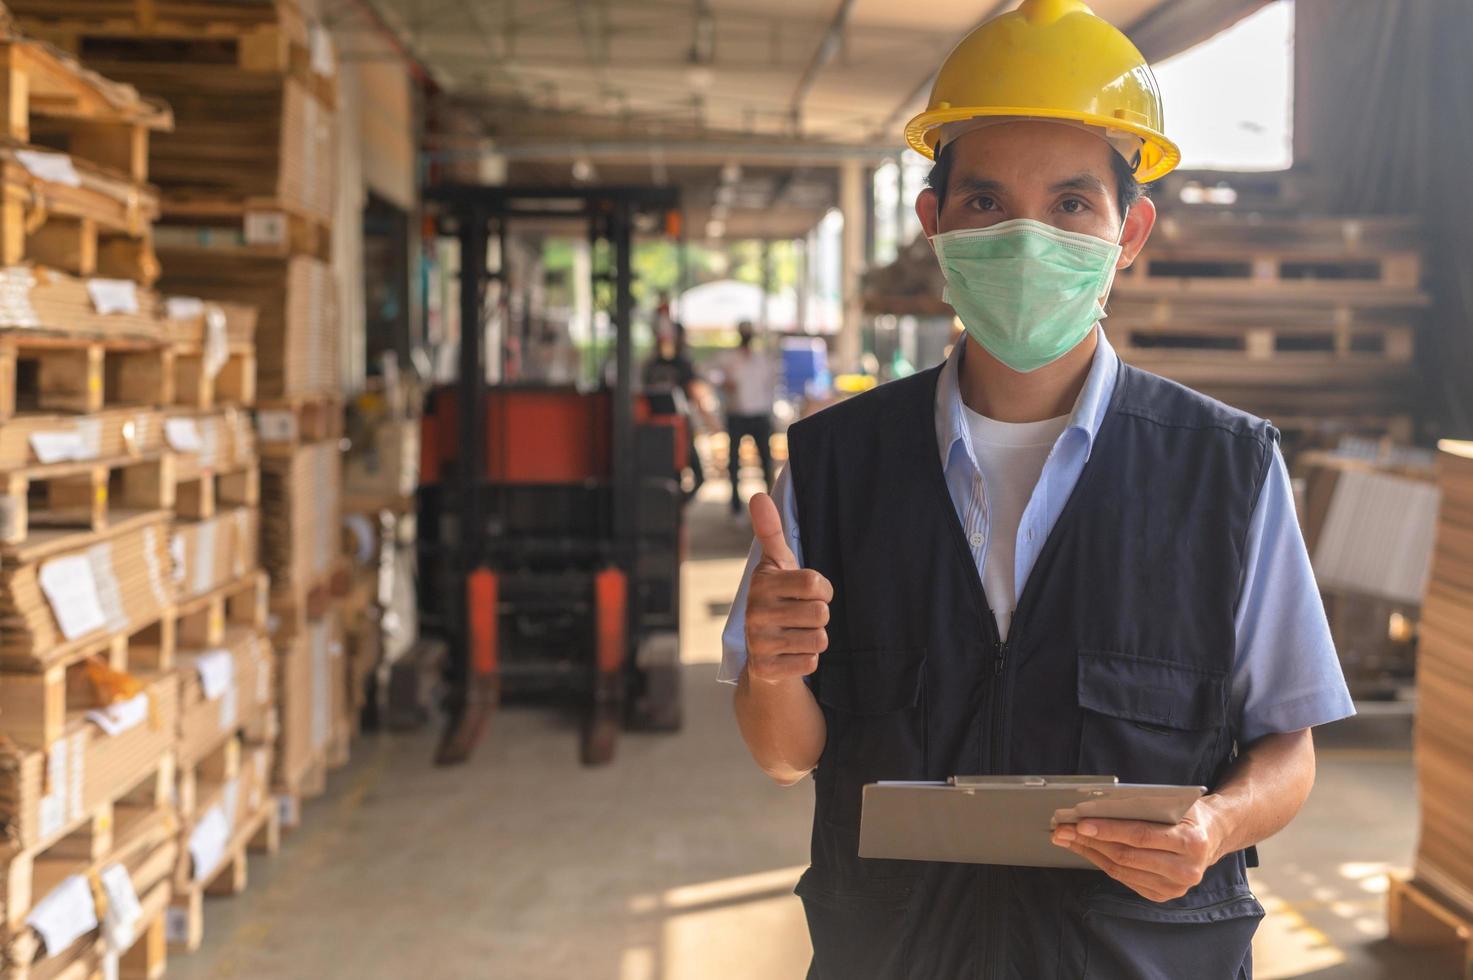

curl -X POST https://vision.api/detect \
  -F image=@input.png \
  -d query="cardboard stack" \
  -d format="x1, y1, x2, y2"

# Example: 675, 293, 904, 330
7, 0, 347, 884
1388, 440, 1473, 968
0, 23, 180, 979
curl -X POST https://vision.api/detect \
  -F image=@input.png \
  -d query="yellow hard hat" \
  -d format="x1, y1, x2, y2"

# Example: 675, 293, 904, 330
905, 0, 1181, 183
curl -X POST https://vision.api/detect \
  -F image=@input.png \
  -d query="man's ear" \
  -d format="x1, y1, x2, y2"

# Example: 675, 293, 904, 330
1116, 196, 1156, 270
916, 188, 940, 241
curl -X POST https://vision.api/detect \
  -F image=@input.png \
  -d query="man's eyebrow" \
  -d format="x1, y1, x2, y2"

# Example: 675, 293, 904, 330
951, 176, 1005, 195
1050, 174, 1110, 195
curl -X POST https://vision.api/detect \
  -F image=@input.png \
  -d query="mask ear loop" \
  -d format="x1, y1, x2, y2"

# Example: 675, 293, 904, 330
1100, 205, 1131, 301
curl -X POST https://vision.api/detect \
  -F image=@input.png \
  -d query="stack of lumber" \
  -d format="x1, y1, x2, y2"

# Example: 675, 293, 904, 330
1388, 440, 1473, 971
1109, 211, 1426, 445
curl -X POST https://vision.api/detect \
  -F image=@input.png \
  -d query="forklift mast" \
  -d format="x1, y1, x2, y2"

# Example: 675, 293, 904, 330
420, 185, 684, 765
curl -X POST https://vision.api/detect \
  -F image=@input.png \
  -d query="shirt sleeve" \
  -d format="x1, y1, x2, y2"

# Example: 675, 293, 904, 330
718, 464, 803, 684
1231, 442, 1356, 742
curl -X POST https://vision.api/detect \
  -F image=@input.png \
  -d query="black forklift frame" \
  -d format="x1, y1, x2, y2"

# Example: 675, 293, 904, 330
423, 184, 682, 764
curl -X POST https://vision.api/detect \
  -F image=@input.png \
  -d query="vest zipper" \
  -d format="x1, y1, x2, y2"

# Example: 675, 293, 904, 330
985, 624, 1010, 980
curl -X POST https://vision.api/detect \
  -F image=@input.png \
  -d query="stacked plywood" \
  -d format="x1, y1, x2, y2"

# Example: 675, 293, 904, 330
1388, 441, 1473, 969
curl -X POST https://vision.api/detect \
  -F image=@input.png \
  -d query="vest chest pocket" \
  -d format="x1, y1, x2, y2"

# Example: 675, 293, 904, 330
814, 649, 928, 834
1075, 650, 1228, 788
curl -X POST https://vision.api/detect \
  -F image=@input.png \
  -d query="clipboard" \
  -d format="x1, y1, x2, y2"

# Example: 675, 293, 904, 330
858, 775, 1205, 869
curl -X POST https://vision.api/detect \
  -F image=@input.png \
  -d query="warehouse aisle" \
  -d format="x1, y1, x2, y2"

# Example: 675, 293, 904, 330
168, 488, 1446, 980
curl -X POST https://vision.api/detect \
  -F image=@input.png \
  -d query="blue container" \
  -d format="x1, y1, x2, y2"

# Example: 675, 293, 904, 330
782, 338, 831, 398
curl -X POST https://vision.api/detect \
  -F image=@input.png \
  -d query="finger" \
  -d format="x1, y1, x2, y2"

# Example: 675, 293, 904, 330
752, 569, 833, 603
747, 625, 828, 657
1055, 833, 1184, 880
1064, 841, 1182, 897
1075, 819, 1179, 852
749, 492, 798, 570
750, 599, 829, 629
750, 653, 820, 680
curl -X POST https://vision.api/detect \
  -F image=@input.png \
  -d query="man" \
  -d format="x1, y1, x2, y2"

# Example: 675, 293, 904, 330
719, 1, 1354, 977
713, 320, 777, 515
643, 320, 712, 499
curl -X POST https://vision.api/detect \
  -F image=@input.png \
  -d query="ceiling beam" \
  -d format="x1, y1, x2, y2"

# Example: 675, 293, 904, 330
869, 0, 1012, 144
1124, 0, 1272, 61
431, 138, 896, 166
790, 0, 858, 132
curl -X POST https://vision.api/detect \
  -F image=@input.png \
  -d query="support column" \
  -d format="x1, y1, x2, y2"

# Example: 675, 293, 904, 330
836, 159, 865, 374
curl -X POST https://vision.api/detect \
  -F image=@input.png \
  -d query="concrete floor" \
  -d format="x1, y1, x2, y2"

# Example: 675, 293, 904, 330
168, 485, 1453, 980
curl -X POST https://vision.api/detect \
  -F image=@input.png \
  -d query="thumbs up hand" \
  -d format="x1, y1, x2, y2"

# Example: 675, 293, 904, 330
744, 492, 833, 684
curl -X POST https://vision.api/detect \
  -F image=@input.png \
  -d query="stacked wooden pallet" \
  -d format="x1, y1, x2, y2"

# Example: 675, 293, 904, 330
155, 312, 273, 955
0, 27, 172, 285
0, 19, 282, 973
1110, 210, 1426, 444
7, 0, 349, 851
9, 0, 339, 404
1388, 440, 1473, 971
0, 30, 184, 979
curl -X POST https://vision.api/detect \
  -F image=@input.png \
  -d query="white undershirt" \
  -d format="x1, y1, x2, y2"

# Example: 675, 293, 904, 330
963, 408, 1071, 640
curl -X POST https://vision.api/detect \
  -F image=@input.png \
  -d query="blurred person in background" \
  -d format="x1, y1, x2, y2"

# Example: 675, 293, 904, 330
711, 320, 777, 516
643, 320, 712, 500
718, 1, 1353, 978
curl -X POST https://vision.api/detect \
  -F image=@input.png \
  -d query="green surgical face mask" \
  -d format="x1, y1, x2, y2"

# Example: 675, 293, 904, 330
931, 217, 1124, 374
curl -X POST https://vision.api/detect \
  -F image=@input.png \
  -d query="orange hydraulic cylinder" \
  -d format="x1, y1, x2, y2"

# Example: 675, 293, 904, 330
594, 567, 628, 674
468, 568, 499, 676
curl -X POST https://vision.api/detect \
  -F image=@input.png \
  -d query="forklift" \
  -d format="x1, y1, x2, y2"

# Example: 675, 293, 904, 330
418, 185, 686, 766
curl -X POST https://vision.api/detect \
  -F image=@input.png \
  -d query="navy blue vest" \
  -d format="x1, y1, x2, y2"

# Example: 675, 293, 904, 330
786, 360, 1276, 980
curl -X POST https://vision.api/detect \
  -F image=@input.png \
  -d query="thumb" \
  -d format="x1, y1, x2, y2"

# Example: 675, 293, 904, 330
749, 492, 798, 570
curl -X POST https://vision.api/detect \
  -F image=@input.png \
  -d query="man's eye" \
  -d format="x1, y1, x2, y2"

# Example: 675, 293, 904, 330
1059, 198, 1087, 214
969, 196, 998, 211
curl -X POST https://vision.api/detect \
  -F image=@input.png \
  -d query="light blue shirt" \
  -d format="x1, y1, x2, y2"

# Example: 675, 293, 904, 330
720, 330, 1355, 743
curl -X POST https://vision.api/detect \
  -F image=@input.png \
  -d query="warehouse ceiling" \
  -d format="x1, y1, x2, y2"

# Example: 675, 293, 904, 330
330, 0, 1271, 238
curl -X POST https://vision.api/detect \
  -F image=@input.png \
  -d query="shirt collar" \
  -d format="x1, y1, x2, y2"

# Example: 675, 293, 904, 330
935, 327, 1121, 469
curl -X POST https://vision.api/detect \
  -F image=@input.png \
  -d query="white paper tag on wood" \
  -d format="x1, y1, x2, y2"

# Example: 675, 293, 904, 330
165, 418, 203, 453
165, 296, 205, 322
86, 692, 149, 737
171, 533, 186, 585
98, 863, 143, 952
195, 648, 235, 700
16, 149, 82, 188
29, 430, 87, 464
256, 410, 297, 442
220, 680, 238, 731
39, 553, 107, 640
87, 278, 140, 316
204, 305, 229, 378
25, 874, 98, 956
189, 805, 231, 882
309, 23, 336, 75
243, 210, 288, 246
102, 952, 120, 980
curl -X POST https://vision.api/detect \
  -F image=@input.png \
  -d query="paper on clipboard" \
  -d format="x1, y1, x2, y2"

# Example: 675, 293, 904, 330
859, 776, 1205, 870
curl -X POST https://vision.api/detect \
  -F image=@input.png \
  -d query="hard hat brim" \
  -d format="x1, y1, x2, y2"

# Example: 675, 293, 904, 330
905, 105, 1182, 184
